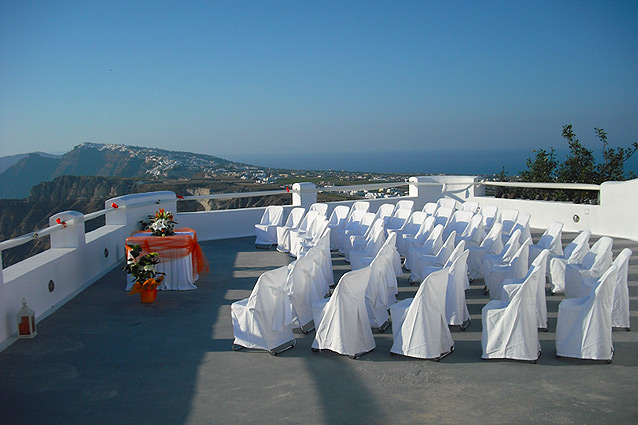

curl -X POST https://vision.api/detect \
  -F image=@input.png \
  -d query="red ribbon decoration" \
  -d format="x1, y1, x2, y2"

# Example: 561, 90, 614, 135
55, 218, 67, 228
111, 203, 119, 208
286, 186, 290, 193
177, 195, 184, 199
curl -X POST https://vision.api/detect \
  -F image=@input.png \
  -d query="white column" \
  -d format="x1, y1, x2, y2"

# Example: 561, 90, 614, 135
49, 211, 85, 249
292, 182, 317, 209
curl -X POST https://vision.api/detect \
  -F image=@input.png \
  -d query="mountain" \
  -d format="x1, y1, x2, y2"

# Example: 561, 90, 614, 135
0, 152, 61, 174
0, 142, 255, 199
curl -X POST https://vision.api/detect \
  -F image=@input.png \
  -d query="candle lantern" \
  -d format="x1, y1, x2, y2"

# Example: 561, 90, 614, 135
16, 298, 37, 338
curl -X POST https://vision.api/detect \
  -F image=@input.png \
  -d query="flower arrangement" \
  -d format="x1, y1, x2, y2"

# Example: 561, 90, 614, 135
123, 244, 165, 295
147, 208, 177, 236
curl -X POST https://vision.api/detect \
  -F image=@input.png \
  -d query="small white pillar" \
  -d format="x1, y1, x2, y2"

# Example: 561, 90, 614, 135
292, 182, 317, 209
49, 211, 85, 249
106, 191, 177, 230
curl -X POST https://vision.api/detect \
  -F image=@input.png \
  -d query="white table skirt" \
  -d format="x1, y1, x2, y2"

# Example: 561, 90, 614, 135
126, 254, 198, 291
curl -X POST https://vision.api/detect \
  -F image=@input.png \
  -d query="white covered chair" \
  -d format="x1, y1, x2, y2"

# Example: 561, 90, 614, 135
481, 266, 541, 363
420, 242, 471, 328
461, 201, 479, 213
529, 221, 563, 265
611, 248, 633, 330
509, 212, 532, 243
443, 209, 474, 241
409, 230, 456, 284
399, 215, 435, 259
500, 249, 550, 331
309, 202, 328, 217
549, 230, 591, 294
395, 199, 414, 212
254, 205, 284, 248
480, 205, 498, 231
385, 208, 412, 235
556, 265, 618, 362
422, 202, 438, 216
433, 206, 454, 229
392, 211, 427, 256
498, 208, 519, 239
338, 211, 376, 257
457, 213, 484, 248
365, 251, 397, 331
374, 203, 395, 226
285, 254, 324, 333
468, 222, 504, 281
311, 267, 375, 359
333, 209, 367, 254
437, 198, 457, 210
481, 228, 522, 292
293, 218, 329, 258
231, 266, 295, 355
349, 219, 386, 268
276, 207, 306, 253
390, 269, 454, 360
288, 211, 320, 257
564, 237, 614, 299
327, 205, 350, 250
485, 236, 532, 300
404, 222, 443, 271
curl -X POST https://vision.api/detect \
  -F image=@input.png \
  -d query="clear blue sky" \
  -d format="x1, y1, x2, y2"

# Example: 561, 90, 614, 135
1, 0, 636, 165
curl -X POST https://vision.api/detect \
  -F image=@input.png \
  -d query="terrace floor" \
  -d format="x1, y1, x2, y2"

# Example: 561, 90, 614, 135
1, 232, 637, 425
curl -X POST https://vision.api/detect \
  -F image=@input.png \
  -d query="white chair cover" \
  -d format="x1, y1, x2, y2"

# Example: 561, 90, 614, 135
437, 198, 457, 210
333, 209, 367, 254
327, 205, 350, 250
443, 248, 471, 326
443, 209, 474, 241
338, 212, 376, 257
433, 206, 454, 229
564, 237, 614, 299
510, 212, 532, 243
461, 201, 479, 213
365, 253, 395, 328
288, 211, 319, 257
395, 199, 414, 212
404, 223, 443, 271
309, 202, 328, 217
285, 255, 324, 331
374, 203, 395, 226
480, 205, 498, 231
556, 265, 618, 361
529, 221, 563, 264
311, 267, 375, 357
231, 266, 295, 351
549, 230, 591, 294
481, 266, 541, 362
485, 236, 532, 300
385, 208, 412, 235
276, 207, 306, 253
422, 202, 438, 215
409, 231, 456, 283
499, 208, 519, 238
610, 248, 632, 329
254, 205, 284, 246
500, 249, 550, 330
400, 215, 435, 258
390, 269, 454, 359
483, 229, 522, 280
467, 222, 503, 280
392, 211, 427, 254
350, 219, 386, 268
457, 213, 484, 248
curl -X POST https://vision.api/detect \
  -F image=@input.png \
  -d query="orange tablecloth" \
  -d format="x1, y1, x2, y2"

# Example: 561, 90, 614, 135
125, 228, 209, 279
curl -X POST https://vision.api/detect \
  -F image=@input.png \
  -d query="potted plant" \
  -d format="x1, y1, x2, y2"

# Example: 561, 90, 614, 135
123, 244, 165, 303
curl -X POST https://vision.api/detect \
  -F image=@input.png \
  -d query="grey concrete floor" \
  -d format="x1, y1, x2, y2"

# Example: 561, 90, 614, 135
1, 232, 637, 425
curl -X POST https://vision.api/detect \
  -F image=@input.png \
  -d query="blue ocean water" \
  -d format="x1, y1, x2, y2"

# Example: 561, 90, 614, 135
226, 149, 533, 176
227, 148, 638, 176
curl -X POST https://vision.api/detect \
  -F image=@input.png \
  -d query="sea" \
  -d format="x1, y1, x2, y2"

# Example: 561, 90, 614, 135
226, 148, 638, 176
226, 149, 536, 176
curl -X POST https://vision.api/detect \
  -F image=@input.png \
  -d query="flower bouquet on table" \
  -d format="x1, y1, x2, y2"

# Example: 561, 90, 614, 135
123, 244, 166, 303
146, 208, 177, 237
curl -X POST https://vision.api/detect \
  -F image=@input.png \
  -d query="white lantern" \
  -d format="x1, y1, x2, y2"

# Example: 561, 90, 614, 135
17, 298, 37, 338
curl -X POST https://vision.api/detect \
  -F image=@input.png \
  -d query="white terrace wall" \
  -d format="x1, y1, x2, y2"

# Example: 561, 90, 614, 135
0, 191, 177, 351
467, 178, 638, 241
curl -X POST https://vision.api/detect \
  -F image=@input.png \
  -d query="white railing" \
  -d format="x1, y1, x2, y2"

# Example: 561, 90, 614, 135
480, 180, 601, 191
